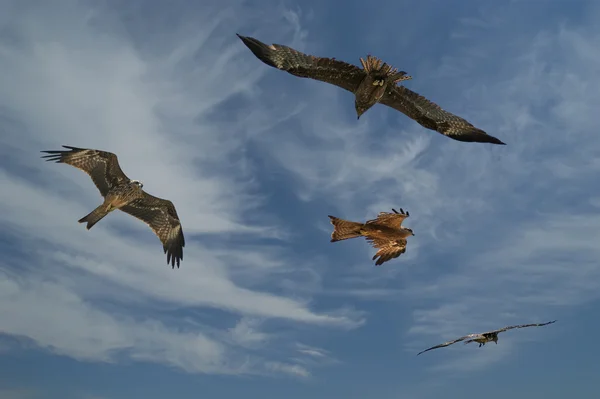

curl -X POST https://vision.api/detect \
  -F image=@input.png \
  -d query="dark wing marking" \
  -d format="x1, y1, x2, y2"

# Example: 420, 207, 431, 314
119, 192, 185, 268
41, 145, 129, 196
366, 208, 409, 229
237, 34, 366, 93
365, 236, 407, 266
380, 86, 506, 145
417, 334, 481, 356
487, 320, 557, 335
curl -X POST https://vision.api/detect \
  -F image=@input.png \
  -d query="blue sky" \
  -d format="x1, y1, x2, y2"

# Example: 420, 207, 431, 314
1, 0, 599, 398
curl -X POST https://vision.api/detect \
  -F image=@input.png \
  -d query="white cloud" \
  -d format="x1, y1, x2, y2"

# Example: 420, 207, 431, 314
0, 0, 362, 378
241, 2, 600, 375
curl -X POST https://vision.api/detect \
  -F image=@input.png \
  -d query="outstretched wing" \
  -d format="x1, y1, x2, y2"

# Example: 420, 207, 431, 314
365, 236, 407, 266
488, 320, 557, 335
417, 334, 481, 356
41, 145, 129, 197
380, 86, 505, 145
366, 208, 409, 229
119, 192, 185, 268
237, 34, 366, 93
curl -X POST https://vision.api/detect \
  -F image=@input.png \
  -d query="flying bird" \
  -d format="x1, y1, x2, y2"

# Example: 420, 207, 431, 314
41, 145, 185, 268
417, 320, 557, 356
237, 33, 505, 145
328, 208, 414, 266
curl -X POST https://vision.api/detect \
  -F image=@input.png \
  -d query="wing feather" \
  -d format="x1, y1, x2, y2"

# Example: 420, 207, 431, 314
417, 334, 481, 356
488, 320, 557, 335
366, 208, 409, 229
365, 236, 407, 266
41, 145, 129, 196
237, 34, 366, 93
120, 192, 185, 268
380, 86, 505, 144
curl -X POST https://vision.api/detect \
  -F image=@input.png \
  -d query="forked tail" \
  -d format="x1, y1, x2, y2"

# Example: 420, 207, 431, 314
78, 204, 109, 230
328, 215, 364, 242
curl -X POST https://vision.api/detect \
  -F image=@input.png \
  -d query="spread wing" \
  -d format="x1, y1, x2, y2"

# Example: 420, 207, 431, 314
365, 236, 407, 266
487, 320, 557, 335
380, 86, 505, 145
366, 208, 409, 229
417, 334, 482, 356
237, 34, 366, 93
41, 145, 129, 197
119, 192, 185, 268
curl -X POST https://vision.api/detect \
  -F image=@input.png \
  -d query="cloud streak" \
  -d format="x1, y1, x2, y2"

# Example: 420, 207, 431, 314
0, 0, 363, 379
242, 0, 600, 377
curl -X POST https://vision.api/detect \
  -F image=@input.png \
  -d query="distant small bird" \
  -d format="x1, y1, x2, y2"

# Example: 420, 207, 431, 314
417, 320, 557, 355
237, 33, 505, 145
328, 208, 414, 266
41, 146, 185, 268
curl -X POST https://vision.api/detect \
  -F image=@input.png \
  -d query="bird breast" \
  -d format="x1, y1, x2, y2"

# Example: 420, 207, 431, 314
356, 76, 387, 106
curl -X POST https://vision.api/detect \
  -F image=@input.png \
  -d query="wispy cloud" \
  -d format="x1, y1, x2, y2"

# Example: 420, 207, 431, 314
0, 0, 363, 379
242, 0, 600, 376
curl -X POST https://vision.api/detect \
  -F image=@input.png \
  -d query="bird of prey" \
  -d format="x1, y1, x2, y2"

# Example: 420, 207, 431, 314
41, 145, 185, 268
417, 320, 557, 356
328, 208, 414, 266
237, 34, 505, 145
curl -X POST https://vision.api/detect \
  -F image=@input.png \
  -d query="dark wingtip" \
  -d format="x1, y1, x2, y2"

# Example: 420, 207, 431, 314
474, 131, 506, 145
165, 230, 184, 269
41, 145, 85, 161
236, 33, 279, 69
489, 137, 506, 145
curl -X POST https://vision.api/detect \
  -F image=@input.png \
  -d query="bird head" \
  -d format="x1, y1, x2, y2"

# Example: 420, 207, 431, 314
130, 179, 144, 188
406, 228, 415, 236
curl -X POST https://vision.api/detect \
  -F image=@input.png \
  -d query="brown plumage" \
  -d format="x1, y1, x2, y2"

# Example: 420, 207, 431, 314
328, 208, 414, 266
417, 320, 557, 356
237, 34, 505, 145
41, 145, 185, 268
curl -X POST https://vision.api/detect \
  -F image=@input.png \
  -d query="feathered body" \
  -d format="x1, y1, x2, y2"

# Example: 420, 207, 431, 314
41, 145, 185, 268
328, 208, 414, 266
417, 320, 557, 356
354, 55, 412, 118
237, 34, 505, 145
79, 180, 145, 230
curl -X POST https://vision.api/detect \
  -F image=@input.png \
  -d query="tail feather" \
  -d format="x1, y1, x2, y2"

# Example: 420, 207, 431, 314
328, 215, 364, 242
78, 205, 109, 230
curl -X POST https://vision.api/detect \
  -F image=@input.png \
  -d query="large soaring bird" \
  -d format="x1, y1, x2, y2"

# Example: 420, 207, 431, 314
328, 208, 414, 266
237, 34, 505, 145
417, 320, 557, 355
41, 145, 185, 268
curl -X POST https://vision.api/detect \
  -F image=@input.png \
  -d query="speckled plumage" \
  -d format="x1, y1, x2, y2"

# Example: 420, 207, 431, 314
328, 208, 414, 266
237, 34, 505, 145
41, 145, 185, 268
417, 320, 557, 356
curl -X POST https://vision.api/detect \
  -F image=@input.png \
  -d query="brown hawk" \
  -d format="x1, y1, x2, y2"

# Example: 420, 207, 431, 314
41, 145, 185, 268
328, 208, 414, 266
417, 320, 557, 355
237, 34, 505, 145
